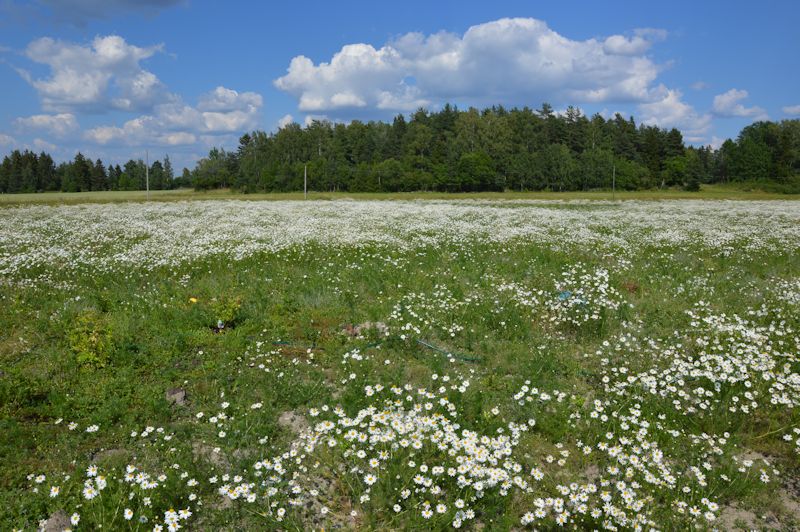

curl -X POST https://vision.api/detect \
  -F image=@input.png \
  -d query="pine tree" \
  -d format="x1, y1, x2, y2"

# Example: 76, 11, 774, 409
91, 159, 108, 190
150, 160, 165, 190
163, 155, 174, 188
37, 152, 57, 191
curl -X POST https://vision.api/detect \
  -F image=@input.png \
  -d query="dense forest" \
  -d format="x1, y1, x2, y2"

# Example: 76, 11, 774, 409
0, 150, 192, 193
196, 105, 799, 193
0, 151, 192, 193
2, 104, 800, 194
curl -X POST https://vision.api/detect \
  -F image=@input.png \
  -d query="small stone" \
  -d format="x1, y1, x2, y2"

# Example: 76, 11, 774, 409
91, 448, 129, 463
42, 510, 71, 532
584, 464, 600, 482
232, 448, 253, 460
215, 496, 234, 510
351, 321, 389, 337
192, 441, 229, 469
165, 387, 187, 406
278, 410, 308, 435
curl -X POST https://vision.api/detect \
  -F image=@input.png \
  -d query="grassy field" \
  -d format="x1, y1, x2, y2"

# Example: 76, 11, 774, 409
1, 198, 799, 530
0, 183, 798, 205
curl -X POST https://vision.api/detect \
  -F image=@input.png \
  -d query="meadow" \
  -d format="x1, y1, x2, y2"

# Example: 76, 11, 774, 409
1, 197, 799, 531
0, 184, 797, 205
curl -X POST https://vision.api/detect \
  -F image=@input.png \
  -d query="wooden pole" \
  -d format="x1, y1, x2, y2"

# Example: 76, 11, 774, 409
304, 164, 307, 199
145, 149, 149, 200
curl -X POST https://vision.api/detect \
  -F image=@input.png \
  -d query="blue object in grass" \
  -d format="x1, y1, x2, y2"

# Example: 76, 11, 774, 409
558, 290, 572, 301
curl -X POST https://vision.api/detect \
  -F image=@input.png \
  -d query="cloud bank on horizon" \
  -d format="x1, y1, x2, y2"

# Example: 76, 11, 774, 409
0, 8, 797, 168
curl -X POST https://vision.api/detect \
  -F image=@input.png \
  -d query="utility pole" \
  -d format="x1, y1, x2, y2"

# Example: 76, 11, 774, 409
304, 164, 307, 199
612, 164, 616, 202
145, 149, 150, 201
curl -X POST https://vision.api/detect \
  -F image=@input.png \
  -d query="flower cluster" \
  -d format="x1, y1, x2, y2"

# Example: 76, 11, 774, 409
218, 376, 544, 528
547, 263, 627, 329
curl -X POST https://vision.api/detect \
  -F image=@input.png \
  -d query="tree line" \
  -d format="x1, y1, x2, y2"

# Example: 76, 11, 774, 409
2, 103, 799, 194
194, 105, 800, 193
0, 151, 192, 193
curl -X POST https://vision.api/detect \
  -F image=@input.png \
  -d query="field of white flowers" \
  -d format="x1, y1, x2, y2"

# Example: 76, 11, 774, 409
1, 199, 798, 531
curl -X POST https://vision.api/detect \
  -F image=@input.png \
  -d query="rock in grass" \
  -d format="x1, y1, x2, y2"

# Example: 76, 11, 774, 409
191, 441, 229, 469
91, 447, 129, 463
165, 387, 187, 406
42, 510, 70, 531
346, 321, 389, 337
278, 410, 308, 435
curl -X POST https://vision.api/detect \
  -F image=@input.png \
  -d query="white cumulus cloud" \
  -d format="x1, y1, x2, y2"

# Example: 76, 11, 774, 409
19, 35, 172, 113
638, 88, 712, 142
782, 104, 800, 116
197, 86, 263, 112
32, 138, 58, 151
0, 133, 16, 146
712, 89, 767, 119
602, 34, 652, 55
14, 113, 78, 137
9, 34, 265, 163
277, 114, 295, 129
84, 86, 262, 146
303, 115, 328, 127
710, 136, 727, 150
603, 29, 665, 56
274, 17, 667, 114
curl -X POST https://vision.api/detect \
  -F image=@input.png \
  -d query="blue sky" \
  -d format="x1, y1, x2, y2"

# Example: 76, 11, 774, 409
0, 0, 798, 170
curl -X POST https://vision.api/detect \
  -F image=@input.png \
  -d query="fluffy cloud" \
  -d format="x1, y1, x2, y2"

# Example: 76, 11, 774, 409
710, 136, 726, 150
782, 105, 800, 116
275, 18, 666, 114
603, 28, 666, 56
11, 33, 263, 154
304, 115, 328, 127
19, 35, 171, 113
198, 86, 263, 112
638, 88, 712, 142
7, 33, 263, 164
0, 133, 16, 146
712, 89, 767, 119
84, 118, 200, 147
277, 114, 295, 129
32, 138, 58, 151
602, 35, 652, 56
14, 113, 78, 137
84, 86, 262, 146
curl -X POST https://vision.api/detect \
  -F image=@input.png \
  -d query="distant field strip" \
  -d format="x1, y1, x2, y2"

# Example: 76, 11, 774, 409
2, 200, 799, 279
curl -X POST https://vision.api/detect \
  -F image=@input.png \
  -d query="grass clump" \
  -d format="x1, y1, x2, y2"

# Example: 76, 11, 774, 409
68, 310, 113, 369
